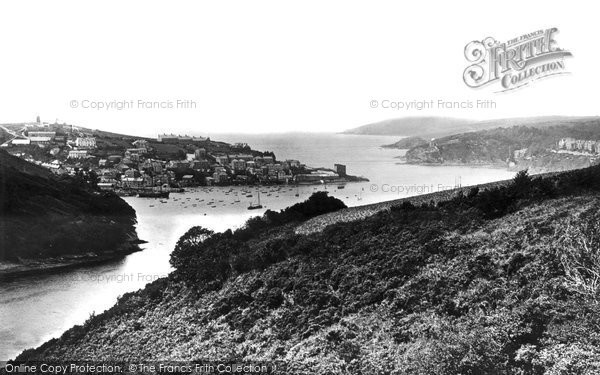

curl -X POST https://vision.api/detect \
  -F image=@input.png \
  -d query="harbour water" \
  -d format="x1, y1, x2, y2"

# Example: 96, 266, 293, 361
0, 133, 515, 360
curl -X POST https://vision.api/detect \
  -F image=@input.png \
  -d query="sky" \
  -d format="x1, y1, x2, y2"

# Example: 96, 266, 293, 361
0, 1, 597, 136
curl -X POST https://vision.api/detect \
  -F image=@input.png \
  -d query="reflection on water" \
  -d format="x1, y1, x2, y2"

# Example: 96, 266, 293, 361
0, 133, 516, 360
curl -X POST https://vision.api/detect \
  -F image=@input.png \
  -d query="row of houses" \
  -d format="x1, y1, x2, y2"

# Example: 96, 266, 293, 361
5, 131, 96, 149
558, 138, 600, 154
157, 133, 209, 143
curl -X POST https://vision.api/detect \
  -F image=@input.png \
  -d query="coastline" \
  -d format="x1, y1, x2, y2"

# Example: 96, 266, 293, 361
397, 159, 510, 170
0, 239, 145, 281
395, 158, 596, 174
392, 154, 509, 170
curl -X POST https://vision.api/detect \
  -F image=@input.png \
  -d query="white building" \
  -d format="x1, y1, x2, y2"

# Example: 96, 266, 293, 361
11, 138, 31, 145
28, 131, 56, 139
68, 150, 88, 159
75, 137, 97, 148
231, 159, 246, 171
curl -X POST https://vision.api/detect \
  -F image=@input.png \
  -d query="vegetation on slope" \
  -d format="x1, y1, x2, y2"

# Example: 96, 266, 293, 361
16, 166, 600, 374
403, 121, 600, 172
0, 150, 138, 262
381, 136, 428, 149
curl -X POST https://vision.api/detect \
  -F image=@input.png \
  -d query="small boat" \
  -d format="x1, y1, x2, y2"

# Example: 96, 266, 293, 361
248, 191, 263, 210
337, 185, 345, 189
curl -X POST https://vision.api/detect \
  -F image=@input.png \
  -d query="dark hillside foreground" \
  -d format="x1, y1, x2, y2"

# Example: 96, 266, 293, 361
0, 150, 139, 273
14, 167, 600, 374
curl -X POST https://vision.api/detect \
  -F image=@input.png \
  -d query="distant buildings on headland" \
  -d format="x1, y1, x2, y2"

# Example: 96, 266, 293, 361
557, 137, 600, 154
157, 134, 209, 143
1, 119, 357, 194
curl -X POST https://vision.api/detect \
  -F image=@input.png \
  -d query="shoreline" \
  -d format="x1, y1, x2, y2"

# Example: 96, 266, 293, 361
393, 157, 510, 170
0, 240, 144, 281
114, 176, 369, 196
396, 159, 592, 174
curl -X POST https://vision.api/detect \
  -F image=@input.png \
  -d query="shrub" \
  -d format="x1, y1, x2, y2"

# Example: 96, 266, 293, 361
558, 219, 600, 301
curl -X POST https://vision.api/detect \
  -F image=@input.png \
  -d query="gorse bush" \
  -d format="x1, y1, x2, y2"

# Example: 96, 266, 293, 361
441, 167, 600, 218
558, 217, 600, 301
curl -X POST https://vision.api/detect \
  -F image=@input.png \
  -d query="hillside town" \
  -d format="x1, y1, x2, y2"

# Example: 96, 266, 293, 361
0, 118, 360, 196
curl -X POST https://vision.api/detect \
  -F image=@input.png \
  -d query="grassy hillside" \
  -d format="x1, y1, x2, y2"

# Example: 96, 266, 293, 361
15, 167, 600, 374
0, 150, 139, 263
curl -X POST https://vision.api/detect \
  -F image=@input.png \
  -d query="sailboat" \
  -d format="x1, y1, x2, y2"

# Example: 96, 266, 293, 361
247, 191, 263, 210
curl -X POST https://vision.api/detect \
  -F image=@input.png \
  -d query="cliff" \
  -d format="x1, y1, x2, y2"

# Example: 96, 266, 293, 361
14, 167, 600, 374
381, 136, 428, 149
0, 150, 140, 277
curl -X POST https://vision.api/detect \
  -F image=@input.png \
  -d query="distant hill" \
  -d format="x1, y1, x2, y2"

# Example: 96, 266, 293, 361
0, 150, 139, 270
343, 116, 600, 137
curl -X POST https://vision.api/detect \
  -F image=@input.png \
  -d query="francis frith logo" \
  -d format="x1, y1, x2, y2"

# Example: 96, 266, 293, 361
463, 28, 572, 92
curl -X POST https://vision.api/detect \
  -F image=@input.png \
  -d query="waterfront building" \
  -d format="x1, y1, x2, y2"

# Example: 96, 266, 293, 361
334, 163, 347, 177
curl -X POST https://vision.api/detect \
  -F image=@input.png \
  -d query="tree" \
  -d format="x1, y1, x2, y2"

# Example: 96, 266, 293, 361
170, 226, 214, 269
512, 169, 532, 193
